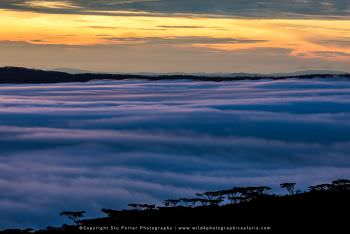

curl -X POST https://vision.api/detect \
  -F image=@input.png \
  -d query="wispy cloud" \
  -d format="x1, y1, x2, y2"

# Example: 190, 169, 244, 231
102, 36, 269, 45
18, 0, 81, 9
313, 38, 350, 48
156, 25, 225, 30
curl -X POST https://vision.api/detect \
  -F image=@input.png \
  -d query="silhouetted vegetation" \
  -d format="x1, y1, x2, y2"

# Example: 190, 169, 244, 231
59, 211, 85, 225
1, 67, 350, 84
280, 183, 296, 195
2, 179, 350, 233
128, 204, 157, 211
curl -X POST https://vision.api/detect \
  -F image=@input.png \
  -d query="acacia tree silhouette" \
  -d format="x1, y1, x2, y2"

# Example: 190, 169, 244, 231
280, 183, 296, 195
309, 184, 332, 192
163, 199, 181, 207
255, 186, 272, 195
183, 198, 208, 207
332, 179, 350, 191
196, 191, 224, 206
128, 203, 156, 211
219, 188, 241, 204
59, 211, 85, 224
50, 178, 350, 234
101, 208, 121, 218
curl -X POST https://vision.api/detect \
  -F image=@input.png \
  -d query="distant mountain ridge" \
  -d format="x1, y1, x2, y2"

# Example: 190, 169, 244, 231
1, 67, 349, 84
54, 67, 348, 77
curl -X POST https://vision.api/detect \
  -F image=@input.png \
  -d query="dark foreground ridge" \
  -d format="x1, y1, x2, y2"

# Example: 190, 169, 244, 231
1, 67, 350, 84
2, 179, 350, 233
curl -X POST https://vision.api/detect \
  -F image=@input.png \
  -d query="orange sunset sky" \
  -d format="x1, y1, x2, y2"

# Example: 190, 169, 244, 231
1, 0, 350, 73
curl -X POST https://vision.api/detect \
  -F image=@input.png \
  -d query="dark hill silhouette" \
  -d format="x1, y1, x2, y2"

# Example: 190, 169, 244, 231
1, 179, 350, 233
1, 67, 350, 84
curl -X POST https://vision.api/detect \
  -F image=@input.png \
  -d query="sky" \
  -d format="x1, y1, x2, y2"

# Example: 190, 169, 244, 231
0, 0, 350, 73
1, 78, 350, 228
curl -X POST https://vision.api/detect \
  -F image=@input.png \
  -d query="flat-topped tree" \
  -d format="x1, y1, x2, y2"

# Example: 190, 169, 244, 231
179, 198, 204, 207
223, 186, 271, 202
218, 188, 241, 204
59, 211, 85, 225
179, 198, 192, 207
196, 198, 209, 206
227, 195, 241, 204
128, 204, 157, 211
163, 199, 180, 207
101, 208, 121, 218
280, 183, 296, 195
254, 186, 272, 195
309, 184, 332, 192
197, 191, 225, 206
332, 179, 350, 191
239, 187, 260, 201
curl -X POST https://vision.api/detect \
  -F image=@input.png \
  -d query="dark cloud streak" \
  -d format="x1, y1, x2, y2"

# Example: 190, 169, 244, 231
102, 36, 269, 45
1, 0, 350, 19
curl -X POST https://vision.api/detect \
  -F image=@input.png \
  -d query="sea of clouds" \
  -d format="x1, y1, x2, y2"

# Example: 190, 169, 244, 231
1, 78, 350, 228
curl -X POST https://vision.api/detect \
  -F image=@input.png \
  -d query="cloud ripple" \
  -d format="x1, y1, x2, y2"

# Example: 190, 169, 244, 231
1, 78, 350, 228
